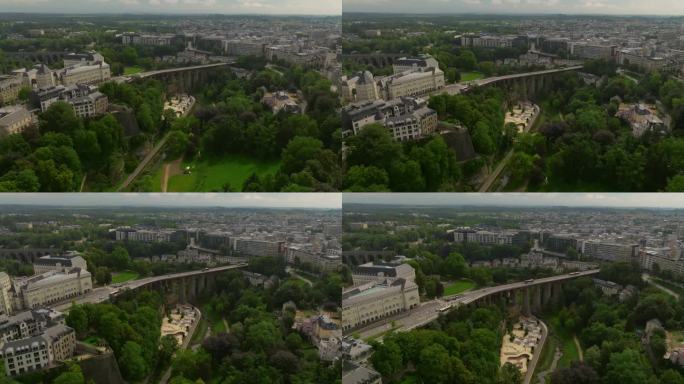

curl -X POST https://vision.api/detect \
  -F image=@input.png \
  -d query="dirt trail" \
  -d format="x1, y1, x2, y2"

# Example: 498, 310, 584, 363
161, 157, 183, 192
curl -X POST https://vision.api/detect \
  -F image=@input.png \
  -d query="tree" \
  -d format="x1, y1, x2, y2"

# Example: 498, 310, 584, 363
119, 341, 148, 381
417, 344, 452, 383
281, 136, 324, 175
345, 165, 390, 191
550, 363, 599, 384
104, 247, 130, 271
246, 320, 281, 352
166, 130, 189, 160
53, 363, 85, 384
159, 335, 178, 364
66, 304, 88, 336
95, 267, 112, 285
444, 252, 468, 279
603, 349, 656, 384
370, 340, 403, 378
498, 362, 522, 384
39, 102, 82, 135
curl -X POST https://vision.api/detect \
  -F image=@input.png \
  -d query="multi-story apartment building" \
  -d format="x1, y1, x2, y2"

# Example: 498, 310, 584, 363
114, 227, 180, 243
571, 42, 616, 61
342, 277, 419, 331
231, 238, 283, 258
640, 248, 684, 275
121, 33, 180, 46
1, 323, 75, 377
0, 273, 13, 316
0, 75, 23, 106
582, 241, 638, 262
543, 234, 580, 254
459, 34, 525, 49
451, 228, 519, 245
222, 39, 265, 56
341, 96, 438, 141
69, 92, 108, 119
0, 106, 33, 137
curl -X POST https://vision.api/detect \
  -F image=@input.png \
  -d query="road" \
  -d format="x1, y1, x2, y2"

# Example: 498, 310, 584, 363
351, 270, 599, 340
479, 106, 541, 192
643, 273, 680, 299
111, 63, 234, 84
52, 264, 247, 312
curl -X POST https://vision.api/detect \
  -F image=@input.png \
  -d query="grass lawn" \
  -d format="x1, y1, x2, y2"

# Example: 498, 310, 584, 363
461, 71, 485, 81
201, 304, 228, 335
167, 155, 281, 192
124, 66, 144, 75
82, 336, 102, 346
443, 280, 475, 296
549, 315, 580, 368
533, 331, 558, 383
111, 271, 140, 284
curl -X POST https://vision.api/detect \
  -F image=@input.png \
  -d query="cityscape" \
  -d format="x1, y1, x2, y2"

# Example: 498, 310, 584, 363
341, 193, 684, 384
0, 193, 342, 383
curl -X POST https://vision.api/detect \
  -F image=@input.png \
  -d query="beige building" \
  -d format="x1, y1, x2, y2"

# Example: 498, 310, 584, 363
13, 268, 92, 310
0, 106, 34, 137
58, 62, 111, 87
340, 71, 380, 103
70, 92, 108, 119
342, 277, 419, 332
0, 75, 23, 106
381, 67, 445, 100
0, 273, 13, 316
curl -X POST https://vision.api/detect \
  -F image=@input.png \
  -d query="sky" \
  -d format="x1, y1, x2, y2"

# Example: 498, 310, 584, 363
344, 0, 684, 16
0, 193, 341, 209
343, 193, 684, 209
0, 0, 341, 15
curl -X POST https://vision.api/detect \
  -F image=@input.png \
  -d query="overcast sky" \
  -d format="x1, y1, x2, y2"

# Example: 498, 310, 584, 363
343, 193, 684, 209
0, 193, 341, 209
344, 0, 684, 16
0, 0, 340, 15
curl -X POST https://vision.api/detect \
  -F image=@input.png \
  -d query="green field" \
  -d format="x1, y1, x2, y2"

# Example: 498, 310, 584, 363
111, 271, 140, 284
443, 280, 475, 296
549, 315, 580, 367
461, 72, 485, 81
124, 66, 144, 75
167, 155, 281, 192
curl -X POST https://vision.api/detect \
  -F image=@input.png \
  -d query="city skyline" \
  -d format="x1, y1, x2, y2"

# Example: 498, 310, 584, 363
0, 0, 341, 15
343, 0, 684, 16
343, 193, 684, 208
0, 193, 342, 208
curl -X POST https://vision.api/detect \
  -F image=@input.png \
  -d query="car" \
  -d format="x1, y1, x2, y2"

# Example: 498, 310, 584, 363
569, 271, 580, 275
524, 279, 535, 284
203, 267, 210, 271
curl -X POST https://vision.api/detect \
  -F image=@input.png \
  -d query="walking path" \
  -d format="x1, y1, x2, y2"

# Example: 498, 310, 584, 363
643, 274, 680, 299
161, 157, 183, 192
536, 344, 562, 384
574, 336, 583, 361
118, 131, 171, 191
